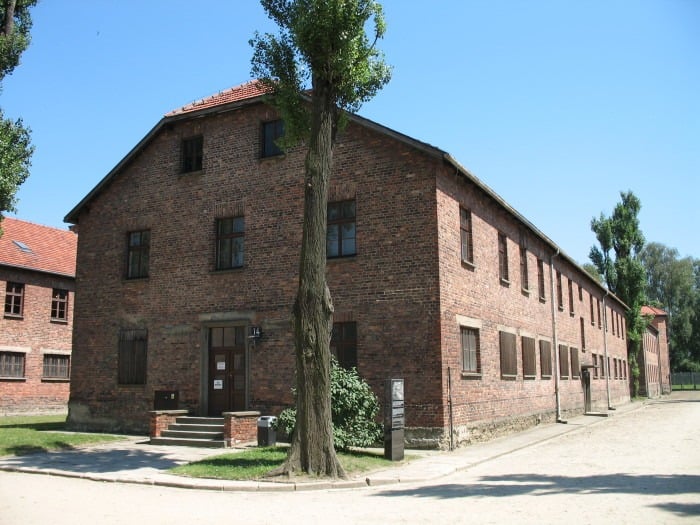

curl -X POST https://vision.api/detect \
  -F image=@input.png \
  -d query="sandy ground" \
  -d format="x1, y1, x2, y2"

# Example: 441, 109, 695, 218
1, 391, 698, 524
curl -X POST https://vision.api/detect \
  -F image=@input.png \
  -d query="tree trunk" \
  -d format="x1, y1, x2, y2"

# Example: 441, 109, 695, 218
2, 0, 16, 37
271, 78, 346, 479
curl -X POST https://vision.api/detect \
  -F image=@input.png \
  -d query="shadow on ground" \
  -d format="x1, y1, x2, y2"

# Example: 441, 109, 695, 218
374, 473, 700, 499
0, 446, 181, 473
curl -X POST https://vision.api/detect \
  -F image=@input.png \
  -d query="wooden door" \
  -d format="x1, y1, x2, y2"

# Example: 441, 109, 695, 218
208, 326, 246, 416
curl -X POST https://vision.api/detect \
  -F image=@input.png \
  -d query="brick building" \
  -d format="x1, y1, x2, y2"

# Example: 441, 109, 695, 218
640, 305, 671, 397
0, 217, 77, 414
65, 81, 630, 447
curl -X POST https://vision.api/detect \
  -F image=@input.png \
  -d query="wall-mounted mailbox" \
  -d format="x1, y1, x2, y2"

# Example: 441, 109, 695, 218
154, 390, 178, 410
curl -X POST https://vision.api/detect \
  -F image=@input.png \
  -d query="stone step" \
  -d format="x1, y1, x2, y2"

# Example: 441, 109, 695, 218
168, 423, 224, 433
149, 436, 227, 448
160, 429, 224, 440
175, 416, 224, 426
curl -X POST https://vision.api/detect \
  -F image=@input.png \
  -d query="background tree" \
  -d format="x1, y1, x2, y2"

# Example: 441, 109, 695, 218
0, 0, 36, 232
589, 191, 647, 394
582, 262, 603, 285
640, 242, 700, 371
250, 0, 391, 478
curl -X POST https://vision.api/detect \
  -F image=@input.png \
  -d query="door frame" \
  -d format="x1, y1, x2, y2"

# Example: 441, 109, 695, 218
199, 319, 251, 416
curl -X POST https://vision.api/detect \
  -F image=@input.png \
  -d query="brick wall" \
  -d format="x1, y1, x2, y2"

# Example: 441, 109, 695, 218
0, 268, 74, 414
67, 99, 630, 445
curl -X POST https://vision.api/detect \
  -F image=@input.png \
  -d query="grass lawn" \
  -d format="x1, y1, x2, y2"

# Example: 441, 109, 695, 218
0, 414, 123, 456
170, 446, 404, 481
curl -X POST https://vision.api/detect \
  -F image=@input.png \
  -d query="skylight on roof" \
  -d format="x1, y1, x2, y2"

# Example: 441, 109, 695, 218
12, 240, 32, 254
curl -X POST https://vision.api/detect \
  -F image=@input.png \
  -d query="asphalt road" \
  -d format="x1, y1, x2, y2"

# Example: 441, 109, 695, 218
1, 391, 699, 525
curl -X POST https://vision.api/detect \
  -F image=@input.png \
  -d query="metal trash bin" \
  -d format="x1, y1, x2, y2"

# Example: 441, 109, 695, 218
257, 416, 278, 446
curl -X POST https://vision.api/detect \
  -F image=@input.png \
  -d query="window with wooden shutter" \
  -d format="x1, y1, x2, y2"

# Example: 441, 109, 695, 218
522, 336, 536, 379
539, 340, 552, 378
499, 331, 517, 379
118, 329, 147, 385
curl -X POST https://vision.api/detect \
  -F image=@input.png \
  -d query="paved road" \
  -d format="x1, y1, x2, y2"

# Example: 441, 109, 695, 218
1, 392, 699, 524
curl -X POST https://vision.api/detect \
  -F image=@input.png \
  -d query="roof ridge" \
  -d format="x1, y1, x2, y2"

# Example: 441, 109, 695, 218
165, 79, 269, 117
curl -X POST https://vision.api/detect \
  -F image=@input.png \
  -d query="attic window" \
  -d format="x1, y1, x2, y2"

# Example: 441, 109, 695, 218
12, 240, 32, 254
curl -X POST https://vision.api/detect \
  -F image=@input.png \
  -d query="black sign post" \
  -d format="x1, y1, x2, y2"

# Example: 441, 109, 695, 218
384, 378, 405, 461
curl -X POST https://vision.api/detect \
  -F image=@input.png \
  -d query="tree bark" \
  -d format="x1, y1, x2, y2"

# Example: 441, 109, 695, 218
2, 0, 16, 37
271, 77, 346, 479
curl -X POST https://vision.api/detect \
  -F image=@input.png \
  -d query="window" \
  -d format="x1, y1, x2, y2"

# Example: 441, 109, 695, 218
559, 344, 569, 379
556, 272, 563, 310
216, 217, 245, 270
621, 317, 626, 340
331, 322, 357, 370
4, 282, 24, 317
43, 354, 70, 379
261, 119, 284, 157
327, 200, 356, 258
522, 336, 536, 379
590, 295, 595, 325
540, 340, 552, 378
568, 279, 574, 316
580, 317, 586, 350
118, 328, 147, 385
611, 309, 616, 336
498, 233, 509, 283
520, 247, 529, 292
0, 351, 24, 378
51, 289, 69, 322
459, 207, 474, 265
570, 347, 580, 379
460, 327, 480, 375
127, 230, 150, 279
537, 259, 546, 301
597, 298, 602, 328
600, 355, 606, 378
593, 354, 599, 379
181, 135, 203, 173
578, 284, 583, 302
499, 331, 517, 379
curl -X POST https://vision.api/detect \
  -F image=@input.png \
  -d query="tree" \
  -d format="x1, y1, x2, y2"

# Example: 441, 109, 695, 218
0, 0, 36, 231
589, 191, 647, 394
640, 242, 699, 371
250, 0, 391, 478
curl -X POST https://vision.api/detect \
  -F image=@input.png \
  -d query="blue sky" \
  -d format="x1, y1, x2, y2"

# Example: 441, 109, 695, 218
2, 0, 698, 264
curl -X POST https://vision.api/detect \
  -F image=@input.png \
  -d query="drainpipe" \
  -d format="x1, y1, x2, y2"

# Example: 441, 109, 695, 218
602, 290, 614, 410
549, 249, 564, 423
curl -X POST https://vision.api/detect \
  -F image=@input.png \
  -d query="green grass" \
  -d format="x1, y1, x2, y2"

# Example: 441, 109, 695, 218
0, 415, 123, 456
170, 446, 403, 481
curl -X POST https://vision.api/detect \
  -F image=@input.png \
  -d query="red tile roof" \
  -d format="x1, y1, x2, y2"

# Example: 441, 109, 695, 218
641, 305, 668, 317
0, 217, 77, 277
166, 80, 270, 117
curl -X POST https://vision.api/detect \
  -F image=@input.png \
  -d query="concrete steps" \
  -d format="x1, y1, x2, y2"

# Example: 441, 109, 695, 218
150, 416, 226, 448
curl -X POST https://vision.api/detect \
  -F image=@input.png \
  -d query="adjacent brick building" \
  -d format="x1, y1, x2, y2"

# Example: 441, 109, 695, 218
65, 81, 631, 447
0, 217, 77, 414
640, 305, 671, 397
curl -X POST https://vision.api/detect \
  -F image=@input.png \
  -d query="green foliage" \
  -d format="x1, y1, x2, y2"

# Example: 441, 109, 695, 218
250, 0, 392, 147
640, 242, 700, 371
278, 361, 383, 451
589, 191, 647, 393
0, 0, 36, 225
0, 109, 32, 213
0, 0, 37, 82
